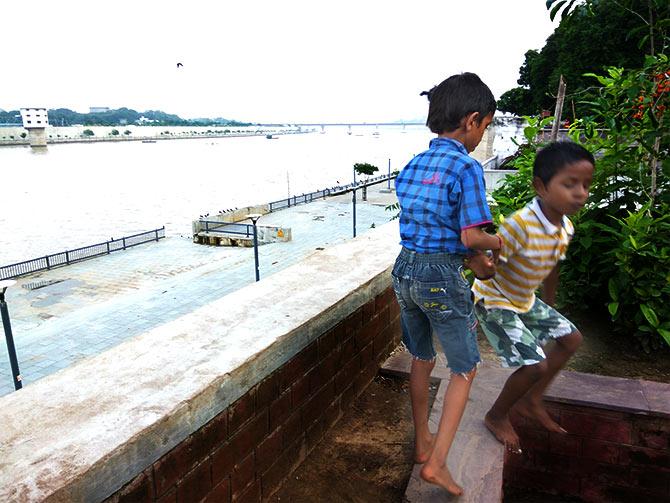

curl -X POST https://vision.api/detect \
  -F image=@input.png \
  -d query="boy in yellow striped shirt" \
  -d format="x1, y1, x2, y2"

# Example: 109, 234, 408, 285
473, 141, 595, 453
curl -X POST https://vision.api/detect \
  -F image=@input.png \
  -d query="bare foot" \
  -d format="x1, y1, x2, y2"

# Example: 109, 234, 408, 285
514, 398, 566, 434
415, 432, 436, 463
484, 410, 522, 453
420, 463, 464, 496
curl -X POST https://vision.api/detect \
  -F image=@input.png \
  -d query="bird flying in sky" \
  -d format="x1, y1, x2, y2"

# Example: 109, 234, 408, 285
177, 62, 183, 68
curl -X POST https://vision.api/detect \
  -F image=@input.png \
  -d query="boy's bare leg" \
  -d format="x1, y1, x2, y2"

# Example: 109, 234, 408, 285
514, 331, 582, 433
485, 362, 547, 452
420, 368, 476, 496
409, 357, 437, 463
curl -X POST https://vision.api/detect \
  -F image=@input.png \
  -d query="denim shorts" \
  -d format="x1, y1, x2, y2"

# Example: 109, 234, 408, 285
391, 247, 480, 374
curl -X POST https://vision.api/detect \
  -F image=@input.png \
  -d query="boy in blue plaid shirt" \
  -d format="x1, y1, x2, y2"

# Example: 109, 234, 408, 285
392, 73, 501, 496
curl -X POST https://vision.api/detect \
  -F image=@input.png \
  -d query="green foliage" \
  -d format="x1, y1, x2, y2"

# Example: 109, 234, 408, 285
353, 162, 379, 176
502, 0, 668, 116
20, 132, 26, 138
82, 129, 94, 136
123, 130, 132, 135
493, 55, 670, 350
110, 129, 119, 136
497, 87, 535, 116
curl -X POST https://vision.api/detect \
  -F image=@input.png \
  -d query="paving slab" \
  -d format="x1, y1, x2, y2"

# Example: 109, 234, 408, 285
0, 185, 397, 397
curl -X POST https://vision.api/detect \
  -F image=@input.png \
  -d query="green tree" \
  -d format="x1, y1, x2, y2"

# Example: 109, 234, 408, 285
82, 129, 94, 136
110, 129, 119, 136
497, 87, 534, 115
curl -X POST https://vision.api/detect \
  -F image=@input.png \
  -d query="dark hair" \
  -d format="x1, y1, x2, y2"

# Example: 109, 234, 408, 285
533, 141, 595, 185
422, 73, 496, 134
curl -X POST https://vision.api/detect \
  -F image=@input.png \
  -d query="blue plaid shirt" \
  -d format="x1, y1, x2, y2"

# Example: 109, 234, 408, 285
396, 137, 492, 254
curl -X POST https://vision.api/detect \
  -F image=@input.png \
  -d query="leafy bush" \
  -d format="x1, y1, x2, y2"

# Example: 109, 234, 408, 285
83, 129, 94, 136
492, 55, 669, 350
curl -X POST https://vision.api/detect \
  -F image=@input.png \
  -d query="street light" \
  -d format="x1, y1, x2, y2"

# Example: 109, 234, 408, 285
352, 167, 357, 238
0, 279, 22, 390
247, 214, 262, 282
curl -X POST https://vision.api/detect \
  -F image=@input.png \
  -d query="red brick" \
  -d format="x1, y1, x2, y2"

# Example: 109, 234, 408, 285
194, 411, 229, 457
302, 382, 335, 427
317, 347, 341, 384
354, 361, 378, 395
229, 390, 256, 434
335, 358, 359, 393
318, 324, 342, 358
324, 398, 341, 428
560, 411, 632, 443
582, 438, 620, 464
153, 437, 197, 497
291, 374, 311, 409
340, 383, 356, 408
633, 417, 670, 450
603, 485, 668, 502
549, 432, 581, 457
517, 427, 549, 452
376, 306, 390, 328
362, 299, 376, 321
389, 299, 400, 322
281, 342, 318, 388
231, 452, 256, 497
344, 309, 363, 336
117, 469, 154, 503
532, 451, 572, 474
338, 335, 357, 365
355, 316, 382, 349
256, 372, 280, 410
282, 411, 302, 448
631, 467, 670, 493
176, 460, 212, 503
155, 488, 176, 503
620, 445, 670, 468
359, 341, 375, 365
269, 389, 292, 430
211, 442, 234, 485
260, 443, 297, 498
306, 416, 326, 450
204, 477, 230, 503
256, 428, 282, 472
506, 466, 580, 496
374, 288, 394, 313
229, 411, 269, 461
233, 478, 261, 503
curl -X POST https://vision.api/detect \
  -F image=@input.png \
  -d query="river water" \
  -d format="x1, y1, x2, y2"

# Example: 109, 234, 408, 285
0, 123, 523, 265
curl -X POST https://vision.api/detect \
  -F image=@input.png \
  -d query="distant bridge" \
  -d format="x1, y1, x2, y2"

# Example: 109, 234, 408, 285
290, 122, 424, 127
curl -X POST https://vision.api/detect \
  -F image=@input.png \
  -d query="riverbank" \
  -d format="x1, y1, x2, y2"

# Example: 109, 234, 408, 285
0, 125, 313, 146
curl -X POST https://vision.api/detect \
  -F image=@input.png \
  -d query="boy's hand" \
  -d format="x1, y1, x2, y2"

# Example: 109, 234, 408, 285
464, 252, 496, 280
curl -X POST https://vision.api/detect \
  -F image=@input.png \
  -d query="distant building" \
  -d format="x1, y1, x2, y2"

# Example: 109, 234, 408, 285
138, 116, 156, 124
20, 108, 49, 128
89, 107, 110, 114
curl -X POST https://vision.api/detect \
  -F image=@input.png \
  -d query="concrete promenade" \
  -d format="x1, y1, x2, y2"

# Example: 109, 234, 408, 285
0, 186, 397, 397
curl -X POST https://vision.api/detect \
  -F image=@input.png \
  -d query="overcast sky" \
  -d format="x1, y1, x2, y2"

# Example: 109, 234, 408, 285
3, 1, 558, 123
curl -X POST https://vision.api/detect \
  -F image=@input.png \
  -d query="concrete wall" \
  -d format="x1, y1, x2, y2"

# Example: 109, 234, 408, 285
0, 221, 402, 502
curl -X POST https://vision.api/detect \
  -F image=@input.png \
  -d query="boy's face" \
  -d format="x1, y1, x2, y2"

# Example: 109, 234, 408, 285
534, 160, 594, 217
464, 112, 493, 153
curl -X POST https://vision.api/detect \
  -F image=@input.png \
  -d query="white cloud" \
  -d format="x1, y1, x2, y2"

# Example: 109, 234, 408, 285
3, 0, 557, 122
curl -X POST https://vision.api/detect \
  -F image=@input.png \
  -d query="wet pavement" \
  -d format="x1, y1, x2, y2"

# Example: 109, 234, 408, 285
0, 185, 397, 397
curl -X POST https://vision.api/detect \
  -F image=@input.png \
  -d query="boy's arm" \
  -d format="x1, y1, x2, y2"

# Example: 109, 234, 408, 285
542, 264, 560, 307
461, 227, 502, 262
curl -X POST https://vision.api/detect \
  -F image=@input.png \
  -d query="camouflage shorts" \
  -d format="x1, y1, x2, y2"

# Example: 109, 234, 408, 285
474, 298, 577, 367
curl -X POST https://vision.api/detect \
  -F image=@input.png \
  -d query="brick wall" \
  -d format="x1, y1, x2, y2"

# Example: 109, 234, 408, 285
504, 400, 670, 502
106, 287, 400, 503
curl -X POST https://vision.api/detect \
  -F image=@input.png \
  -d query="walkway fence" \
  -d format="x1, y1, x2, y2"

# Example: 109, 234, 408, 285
200, 222, 253, 236
0, 227, 165, 280
267, 173, 395, 212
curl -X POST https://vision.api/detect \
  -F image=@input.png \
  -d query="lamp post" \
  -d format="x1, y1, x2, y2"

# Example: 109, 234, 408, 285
0, 280, 22, 390
247, 214, 262, 282
352, 167, 357, 238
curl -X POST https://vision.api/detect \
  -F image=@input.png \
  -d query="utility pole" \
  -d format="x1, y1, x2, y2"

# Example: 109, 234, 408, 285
550, 75, 567, 142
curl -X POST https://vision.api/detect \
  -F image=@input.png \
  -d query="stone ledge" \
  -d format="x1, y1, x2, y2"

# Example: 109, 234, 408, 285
0, 222, 401, 502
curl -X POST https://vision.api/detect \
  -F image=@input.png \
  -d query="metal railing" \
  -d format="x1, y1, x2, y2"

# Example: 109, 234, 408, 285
200, 221, 253, 236
0, 227, 165, 280
267, 173, 395, 212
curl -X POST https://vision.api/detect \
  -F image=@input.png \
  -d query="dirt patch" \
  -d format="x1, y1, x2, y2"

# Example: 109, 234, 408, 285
273, 312, 669, 502
271, 374, 438, 503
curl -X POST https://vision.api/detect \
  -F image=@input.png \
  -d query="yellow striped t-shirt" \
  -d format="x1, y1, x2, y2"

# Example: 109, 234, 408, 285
473, 198, 574, 313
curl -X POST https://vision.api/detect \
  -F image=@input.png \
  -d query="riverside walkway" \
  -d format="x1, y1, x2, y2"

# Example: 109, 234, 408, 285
0, 187, 396, 397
